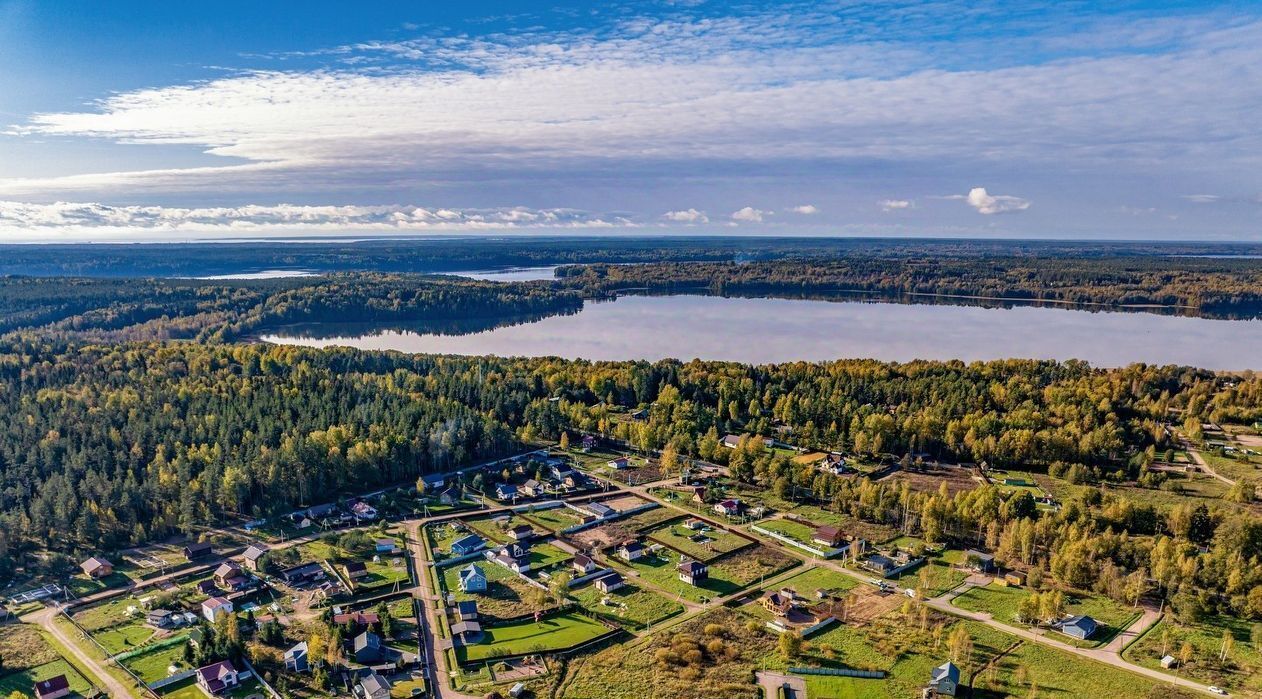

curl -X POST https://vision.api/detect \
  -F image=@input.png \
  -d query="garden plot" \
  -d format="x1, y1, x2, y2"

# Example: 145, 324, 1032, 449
612, 544, 795, 604
644, 519, 752, 562
455, 611, 612, 664
0, 659, 93, 698
1124, 614, 1262, 696
570, 582, 684, 629
520, 507, 583, 532
119, 638, 191, 684
440, 560, 541, 620
952, 583, 1140, 646
463, 514, 538, 544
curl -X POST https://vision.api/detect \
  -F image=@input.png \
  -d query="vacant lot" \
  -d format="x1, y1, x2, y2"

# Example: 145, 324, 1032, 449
614, 544, 796, 604
1124, 615, 1262, 696
455, 611, 611, 664
0, 623, 61, 669
521, 507, 583, 532
440, 561, 540, 620
120, 639, 190, 683
952, 583, 1140, 646
464, 514, 536, 544
570, 582, 684, 629
355, 555, 411, 592
0, 659, 93, 697
645, 519, 752, 562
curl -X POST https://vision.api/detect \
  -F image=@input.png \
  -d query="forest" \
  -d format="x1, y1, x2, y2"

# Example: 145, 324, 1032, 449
559, 257, 1262, 316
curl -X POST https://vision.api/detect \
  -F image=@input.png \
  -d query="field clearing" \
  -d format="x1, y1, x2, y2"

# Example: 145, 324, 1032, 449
570, 582, 684, 628
527, 542, 573, 569
754, 518, 817, 547
952, 583, 1139, 646
613, 544, 796, 603
456, 611, 610, 663
355, 556, 411, 592
644, 519, 751, 561
772, 566, 859, 597
521, 507, 583, 532
0, 623, 61, 669
463, 515, 536, 545
120, 641, 190, 683
1124, 615, 1262, 695
93, 623, 160, 655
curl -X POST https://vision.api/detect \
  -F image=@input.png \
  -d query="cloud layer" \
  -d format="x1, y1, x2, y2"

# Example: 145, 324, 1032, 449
960, 188, 1030, 215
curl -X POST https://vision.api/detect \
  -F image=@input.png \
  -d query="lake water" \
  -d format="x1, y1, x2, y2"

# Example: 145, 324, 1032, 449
260, 294, 1262, 369
446, 266, 559, 281
193, 269, 320, 280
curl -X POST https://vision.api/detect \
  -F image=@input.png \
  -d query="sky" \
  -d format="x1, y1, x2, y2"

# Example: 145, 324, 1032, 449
1, 0, 1261, 242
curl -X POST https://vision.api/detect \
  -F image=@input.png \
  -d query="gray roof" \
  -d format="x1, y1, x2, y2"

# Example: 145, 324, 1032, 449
353, 631, 381, 653
931, 661, 960, 684
244, 544, 268, 561
285, 641, 308, 660
358, 673, 391, 699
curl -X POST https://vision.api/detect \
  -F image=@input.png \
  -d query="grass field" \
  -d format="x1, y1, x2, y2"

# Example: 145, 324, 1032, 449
65, 571, 132, 597
464, 515, 533, 544
952, 583, 1140, 646
570, 582, 684, 629
645, 519, 751, 561
0, 659, 93, 697
0, 623, 62, 669
120, 641, 190, 683
1124, 615, 1262, 696
526, 542, 573, 570
93, 622, 160, 655
158, 679, 206, 699
770, 566, 859, 598
456, 611, 611, 663
355, 556, 411, 592
522, 507, 583, 532
754, 518, 820, 548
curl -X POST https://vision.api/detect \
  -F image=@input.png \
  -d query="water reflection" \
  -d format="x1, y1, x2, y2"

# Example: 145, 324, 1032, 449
260, 294, 1262, 370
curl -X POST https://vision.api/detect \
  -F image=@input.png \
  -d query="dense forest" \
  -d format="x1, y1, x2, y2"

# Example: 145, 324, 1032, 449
559, 257, 1262, 316
2, 336, 1259, 573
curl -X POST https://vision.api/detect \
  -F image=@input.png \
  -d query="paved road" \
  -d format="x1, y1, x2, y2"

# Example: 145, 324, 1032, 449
26, 606, 136, 699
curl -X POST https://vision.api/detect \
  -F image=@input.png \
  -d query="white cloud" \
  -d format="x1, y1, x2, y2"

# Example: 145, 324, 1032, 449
730, 206, 767, 223
1183, 194, 1221, 203
0, 200, 634, 241
955, 187, 1030, 215
662, 208, 709, 223
2, 11, 1261, 205
879, 199, 913, 212
787, 204, 819, 214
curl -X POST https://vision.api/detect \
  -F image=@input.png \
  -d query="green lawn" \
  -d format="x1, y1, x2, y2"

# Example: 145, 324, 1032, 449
440, 560, 539, 619
612, 544, 795, 603
65, 571, 131, 597
526, 542, 573, 570
570, 582, 684, 629
92, 621, 159, 655
1124, 615, 1262, 696
521, 507, 583, 532
120, 641, 191, 683
463, 515, 533, 544
158, 679, 207, 699
356, 555, 411, 591
952, 583, 1140, 646
769, 565, 858, 598
0, 659, 93, 697
645, 519, 752, 561
455, 611, 611, 663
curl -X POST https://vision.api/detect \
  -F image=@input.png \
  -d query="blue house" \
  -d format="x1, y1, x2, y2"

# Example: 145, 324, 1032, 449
495, 483, 519, 501
929, 661, 959, 696
459, 564, 487, 593
1058, 615, 1098, 640
451, 534, 485, 555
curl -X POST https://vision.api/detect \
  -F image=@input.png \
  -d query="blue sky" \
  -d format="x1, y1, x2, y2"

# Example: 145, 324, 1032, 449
1, 0, 1260, 241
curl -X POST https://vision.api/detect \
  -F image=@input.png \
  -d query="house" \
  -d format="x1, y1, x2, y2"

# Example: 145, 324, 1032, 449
353, 631, 383, 663
356, 672, 392, 699
964, 550, 996, 573
147, 609, 176, 628
281, 562, 325, 585
595, 571, 625, 593
521, 479, 544, 497
819, 453, 850, 475
284, 641, 310, 672
618, 540, 645, 562
195, 660, 242, 695
188, 628, 206, 648
490, 546, 531, 573
720, 434, 744, 449
344, 561, 369, 580
214, 561, 244, 589
32, 675, 70, 699
929, 661, 960, 697
812, 525, 847, 548
1058, 615, 1098, 641
438, 484, 463, 506
306, 503, 338, 520
459, 564, 488, 593
196, 579, 220, 596
419, 474, 446, 492
374, 539, 399, 554
451, 534, 486, 555
677, 560, 708, 586
1160, 655, 1178, 669
713, 499, 744, 517
351, 502, 378, 520
689, 486, 708, 504
80, 556, 113, 579
495, 483, 519, 501
202, 596, 233, 623
456, 601, 479, 622
684, 518, 706, 531
332, 611, 380, 627
451, 620, 484, 643
1004, 571, 1027, 586
760, 589, 798, 616
572, 554, 599, 575
242, 544, 268, 572
585, 502, 616, 518
183, 541, 214, 561
508, 524, 535, 542
548, 463, 573, 480
607, 457, 629, 470
860, 551, 924, 578
580, 435, 598, 451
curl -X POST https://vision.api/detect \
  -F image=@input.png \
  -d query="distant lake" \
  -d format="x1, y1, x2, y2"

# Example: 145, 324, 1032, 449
447, 266, 559, 281
260, 294, 1262, 370
192, 269, 319, 280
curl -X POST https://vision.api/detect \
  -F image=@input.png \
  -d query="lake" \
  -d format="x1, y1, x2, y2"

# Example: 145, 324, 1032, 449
260, 294, 1262, 369
446, 266, 559, 281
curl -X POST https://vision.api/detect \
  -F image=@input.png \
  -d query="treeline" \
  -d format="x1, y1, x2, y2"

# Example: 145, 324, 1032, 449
0, 273, 583, 342
3, 337, 1258, 574
2, 236, 1262, 277
559, 257, 1262, 316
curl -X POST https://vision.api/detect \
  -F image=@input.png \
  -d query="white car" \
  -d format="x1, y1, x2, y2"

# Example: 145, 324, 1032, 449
1209, 687, 1228, 695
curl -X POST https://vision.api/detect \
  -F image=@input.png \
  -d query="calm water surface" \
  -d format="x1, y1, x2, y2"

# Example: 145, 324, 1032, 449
261, 294, 1262, 369
447, 266, 559, 281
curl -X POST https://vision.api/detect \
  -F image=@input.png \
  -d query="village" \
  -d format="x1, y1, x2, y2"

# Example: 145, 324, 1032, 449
1, 427, 1256, 699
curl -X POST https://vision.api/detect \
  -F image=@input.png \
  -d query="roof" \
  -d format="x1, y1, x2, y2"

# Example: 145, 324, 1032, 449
1062, 615, 1097, 632
452, 534, 484, 549
203, 596, 231, 610
285, 641, 309, 659
510, 524, 534, 534
573, 554, 593, 568
243, 544, 268, 561
587, 502, 615, 515
196, 660, 237, 684
814, 525, 842, 540
678, 560, 707, 575
451, 620, 483, 634
358, 673, 391, 698
460, 563, 485, 579
931, 661, 960, 684
716, 499, 741, 509
353, 631, 381, 652
620, 540, 643, 550
333, 611, 380, 625
965, 549, 995, 561
185, 541, 213, 554
596, 571, 624, 586
81, 556, 111, 572
215, 561, 241, 577
34, 675, 70, 697
344, 561, 367, 573
457, 601, 478, 617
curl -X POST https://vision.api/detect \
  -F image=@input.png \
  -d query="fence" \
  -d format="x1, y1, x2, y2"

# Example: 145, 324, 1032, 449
147, 669, 196, 690
750, 525, 845, 559
790, 666, 885, 679
559, 502, 658, 535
